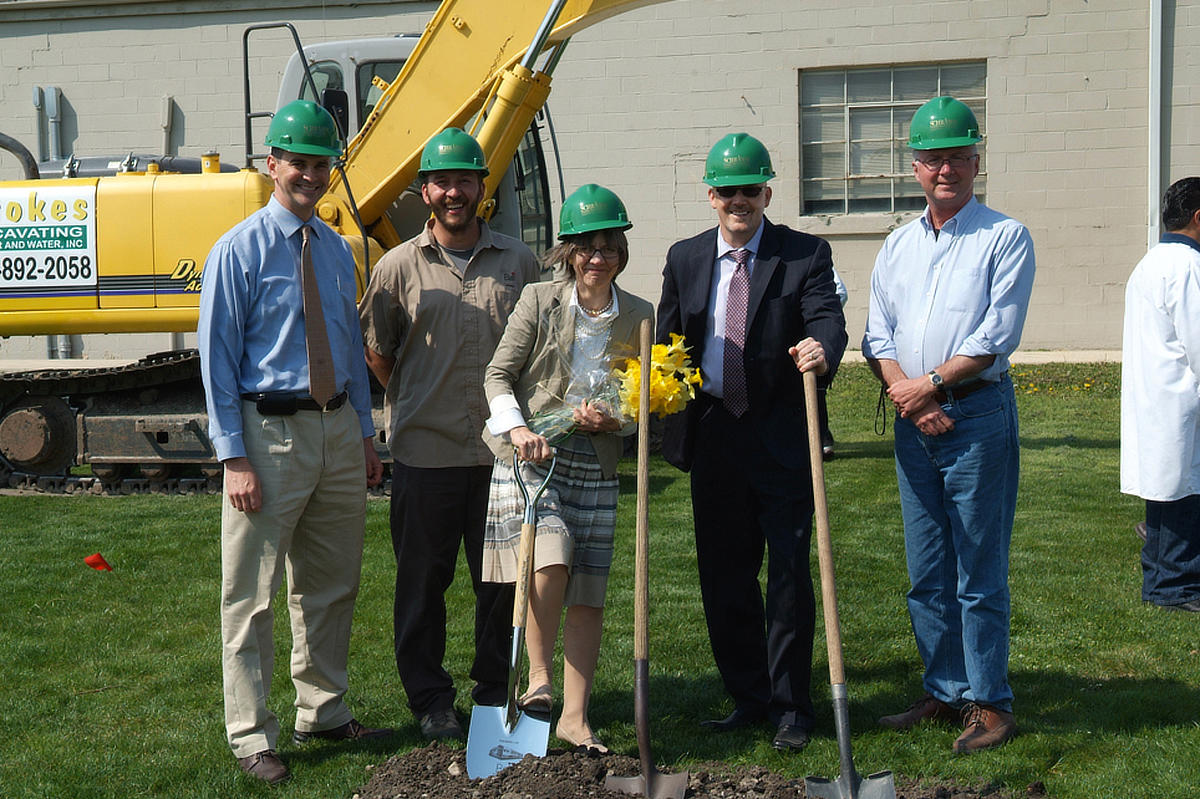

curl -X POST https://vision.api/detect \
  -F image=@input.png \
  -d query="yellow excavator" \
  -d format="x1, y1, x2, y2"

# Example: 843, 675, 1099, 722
0, 0, 668, 490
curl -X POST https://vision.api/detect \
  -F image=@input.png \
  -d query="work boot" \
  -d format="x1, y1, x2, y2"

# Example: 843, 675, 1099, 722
878, 693, 958, 729
953, 702, 1016, 753
419, 708, 463, 740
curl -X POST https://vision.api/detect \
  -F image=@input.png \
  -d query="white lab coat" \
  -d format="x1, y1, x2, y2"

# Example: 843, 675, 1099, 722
1121, 238, 1200, 501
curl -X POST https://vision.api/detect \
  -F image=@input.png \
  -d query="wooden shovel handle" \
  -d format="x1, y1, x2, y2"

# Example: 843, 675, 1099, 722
634, 319, 652, 661
513, 521, 537, 628
802, 369, 845, 687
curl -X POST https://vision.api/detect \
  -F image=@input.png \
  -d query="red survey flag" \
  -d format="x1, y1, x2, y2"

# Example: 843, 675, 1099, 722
85, 553, 113, 571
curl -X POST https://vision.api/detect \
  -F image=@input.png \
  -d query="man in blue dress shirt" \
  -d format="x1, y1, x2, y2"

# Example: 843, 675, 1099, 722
863, 96, 1036, 754
198, 101, 388, 784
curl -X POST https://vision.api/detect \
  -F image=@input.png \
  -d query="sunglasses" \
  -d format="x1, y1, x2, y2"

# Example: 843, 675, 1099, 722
714, 185, 764, 199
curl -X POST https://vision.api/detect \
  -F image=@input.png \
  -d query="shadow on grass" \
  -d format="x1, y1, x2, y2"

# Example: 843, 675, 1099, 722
588, 660, 1200, 763
1019, 435, 1117, 451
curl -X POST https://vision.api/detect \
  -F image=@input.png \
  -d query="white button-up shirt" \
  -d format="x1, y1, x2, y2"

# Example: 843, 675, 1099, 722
862, 197, 1036, 383
700, 221, 765, 398
1121, 235, 1200, 501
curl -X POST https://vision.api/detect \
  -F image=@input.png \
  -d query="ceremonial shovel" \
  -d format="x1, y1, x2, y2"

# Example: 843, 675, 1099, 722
801, 369, 896, 799
605, 319, 688, 799
465, 451, 556, 779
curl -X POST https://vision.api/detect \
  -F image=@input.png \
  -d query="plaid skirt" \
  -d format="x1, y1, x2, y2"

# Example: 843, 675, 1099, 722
483, 435, 618, 608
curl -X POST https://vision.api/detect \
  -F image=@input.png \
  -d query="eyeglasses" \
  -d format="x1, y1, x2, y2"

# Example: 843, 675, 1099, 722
574, 245, 620, 261
714, 185, 765, 199
915, 154, 978, 171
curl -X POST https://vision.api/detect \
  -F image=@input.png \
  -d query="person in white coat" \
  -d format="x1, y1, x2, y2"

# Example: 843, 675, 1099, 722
1121, 176, 1200, 612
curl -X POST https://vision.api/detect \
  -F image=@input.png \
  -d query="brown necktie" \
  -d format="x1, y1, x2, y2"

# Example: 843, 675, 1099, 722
300, 225, 337, 407
722, 247, 750, 417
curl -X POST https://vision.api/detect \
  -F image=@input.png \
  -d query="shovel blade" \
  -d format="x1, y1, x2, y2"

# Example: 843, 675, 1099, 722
805, 770, 896, 799
605, 769, 689, 799
465, 704, 550, 779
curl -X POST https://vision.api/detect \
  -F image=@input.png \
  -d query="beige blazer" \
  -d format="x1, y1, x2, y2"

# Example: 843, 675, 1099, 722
483, 279, 654, 477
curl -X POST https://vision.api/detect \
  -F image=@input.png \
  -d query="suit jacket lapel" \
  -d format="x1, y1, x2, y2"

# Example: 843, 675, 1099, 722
747, 219, 780, 330
609, 284, 641, 361
685, 230, 719, 346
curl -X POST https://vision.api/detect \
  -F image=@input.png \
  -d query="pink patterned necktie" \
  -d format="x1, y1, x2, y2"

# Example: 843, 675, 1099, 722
300, 225, 337, 407
722, 248, 750, 417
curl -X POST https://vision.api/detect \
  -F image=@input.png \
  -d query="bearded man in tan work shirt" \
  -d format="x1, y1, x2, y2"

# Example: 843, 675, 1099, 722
358, 128, 540, 740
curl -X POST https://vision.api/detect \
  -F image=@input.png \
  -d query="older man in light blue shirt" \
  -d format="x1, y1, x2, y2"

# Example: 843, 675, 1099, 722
862, 96, 1035, 755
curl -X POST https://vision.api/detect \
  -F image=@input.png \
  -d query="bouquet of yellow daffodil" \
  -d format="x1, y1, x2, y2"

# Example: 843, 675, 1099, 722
613, 332, 702, 421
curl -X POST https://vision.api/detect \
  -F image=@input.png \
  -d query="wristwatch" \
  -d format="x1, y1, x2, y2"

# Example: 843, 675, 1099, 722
928, 370, 944, 388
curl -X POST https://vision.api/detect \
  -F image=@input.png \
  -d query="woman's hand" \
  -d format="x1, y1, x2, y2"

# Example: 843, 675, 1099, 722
573, 400, 621, 433
509, 426, 553, 462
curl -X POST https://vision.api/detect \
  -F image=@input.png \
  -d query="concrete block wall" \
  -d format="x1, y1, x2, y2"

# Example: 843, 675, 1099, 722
1, 0, 1196, 361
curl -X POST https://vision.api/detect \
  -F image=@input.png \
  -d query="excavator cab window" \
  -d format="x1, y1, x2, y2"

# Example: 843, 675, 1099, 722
299, 61, 344, 105
356, 61, 405, 129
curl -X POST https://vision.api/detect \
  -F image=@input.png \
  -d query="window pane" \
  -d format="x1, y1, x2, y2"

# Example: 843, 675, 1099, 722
895, 192, 926, 212
299, 61, 343, 103
803, 142, 845, 180
849, 140, 891, 176
847, 69, 891, 102
356, 60, 405, 123
850, 108, 891, 142
966, 100, 986, 136
848, 178, 893, 213
894, 66, 938, 101
803, 179, 845, 215
801, 71, 845, 105
801, 109, 844, 143
941, 63, 987, 97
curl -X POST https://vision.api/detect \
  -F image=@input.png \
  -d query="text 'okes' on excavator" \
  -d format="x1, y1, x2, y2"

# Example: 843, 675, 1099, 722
0, 0, 671, 494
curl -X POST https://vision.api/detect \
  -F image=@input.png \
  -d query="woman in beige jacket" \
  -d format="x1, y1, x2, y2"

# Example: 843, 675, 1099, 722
482, 185, 653, 751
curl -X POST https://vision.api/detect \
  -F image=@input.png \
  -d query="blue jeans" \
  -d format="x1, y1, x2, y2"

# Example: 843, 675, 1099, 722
893, 375, 1019, 712
1142, 496, 1200, 606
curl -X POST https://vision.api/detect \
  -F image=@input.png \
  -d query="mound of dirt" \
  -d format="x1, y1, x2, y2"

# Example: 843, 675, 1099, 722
352, 742, 1018, 799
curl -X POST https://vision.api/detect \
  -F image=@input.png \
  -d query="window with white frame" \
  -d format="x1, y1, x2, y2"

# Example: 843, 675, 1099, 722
799, 63, 986, 216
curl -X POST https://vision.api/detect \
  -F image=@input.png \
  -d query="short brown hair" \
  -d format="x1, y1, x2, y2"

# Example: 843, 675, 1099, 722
543, 228, 630, 279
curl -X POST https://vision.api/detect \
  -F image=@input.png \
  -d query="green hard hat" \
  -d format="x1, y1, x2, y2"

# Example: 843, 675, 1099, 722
703, 132, 775, 187
264, 100, 341, 157
419, 127, 489, 176
558, 184, 632, 239
908, 96, 983, 150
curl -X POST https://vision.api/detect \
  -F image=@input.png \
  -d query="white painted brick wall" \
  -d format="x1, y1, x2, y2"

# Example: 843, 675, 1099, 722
1, 0, 1197, 360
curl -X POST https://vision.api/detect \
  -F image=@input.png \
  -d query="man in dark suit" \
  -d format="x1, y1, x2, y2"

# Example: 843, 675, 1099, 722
656, 132, 847, 752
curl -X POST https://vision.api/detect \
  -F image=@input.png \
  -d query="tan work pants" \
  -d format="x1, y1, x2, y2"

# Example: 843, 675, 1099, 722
221, 401, 366, 757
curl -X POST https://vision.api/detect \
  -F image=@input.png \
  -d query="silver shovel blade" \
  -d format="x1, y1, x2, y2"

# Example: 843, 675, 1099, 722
805, 769, 896, 799
465, 704, 551, 779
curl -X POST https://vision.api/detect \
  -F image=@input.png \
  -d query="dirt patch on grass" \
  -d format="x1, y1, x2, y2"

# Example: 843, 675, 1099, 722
353, 742, 1022, 799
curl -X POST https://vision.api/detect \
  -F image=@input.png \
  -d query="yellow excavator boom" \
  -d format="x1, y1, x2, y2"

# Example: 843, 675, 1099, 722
323, 0, 670, 244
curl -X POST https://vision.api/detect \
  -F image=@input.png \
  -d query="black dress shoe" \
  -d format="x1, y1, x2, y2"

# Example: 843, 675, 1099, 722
772, 723, 811, 751
700, 707, 766, 731
292, 718, 393, 744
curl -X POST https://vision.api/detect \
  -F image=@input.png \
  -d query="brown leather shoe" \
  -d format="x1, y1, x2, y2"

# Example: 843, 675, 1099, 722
237, 749, 290, 784
878, 693, 958, 729
292, 718, 393, 744
953, 703, 1016, 753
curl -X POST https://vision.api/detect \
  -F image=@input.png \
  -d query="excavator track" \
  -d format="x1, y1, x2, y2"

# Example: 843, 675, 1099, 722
0, 350, 392, 497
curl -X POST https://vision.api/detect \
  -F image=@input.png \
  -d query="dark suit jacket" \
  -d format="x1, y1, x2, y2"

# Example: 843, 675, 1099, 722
656, 217, 847, 473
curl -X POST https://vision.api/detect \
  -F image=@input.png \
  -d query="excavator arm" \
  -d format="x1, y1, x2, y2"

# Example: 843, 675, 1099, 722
320, 0, 671, 248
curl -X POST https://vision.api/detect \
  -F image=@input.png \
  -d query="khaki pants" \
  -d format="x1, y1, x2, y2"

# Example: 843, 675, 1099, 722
221, 401, 366, 757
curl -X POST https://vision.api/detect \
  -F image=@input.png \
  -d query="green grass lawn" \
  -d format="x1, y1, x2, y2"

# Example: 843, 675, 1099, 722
2, 362, 1194, 799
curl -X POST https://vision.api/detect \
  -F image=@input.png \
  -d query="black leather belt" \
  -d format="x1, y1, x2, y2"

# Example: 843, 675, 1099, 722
241, 391, 348, 414
933, 380, 993, 405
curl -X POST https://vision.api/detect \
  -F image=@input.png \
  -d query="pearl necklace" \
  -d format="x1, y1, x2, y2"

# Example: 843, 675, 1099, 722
580, 293, 614, 317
